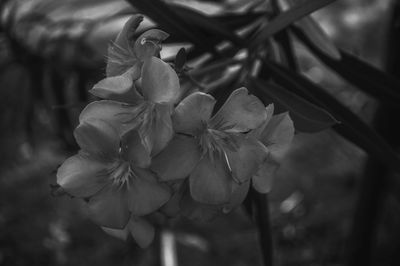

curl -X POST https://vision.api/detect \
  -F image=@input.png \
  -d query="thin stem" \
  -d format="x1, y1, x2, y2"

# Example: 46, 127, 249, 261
253, 190, 273, 266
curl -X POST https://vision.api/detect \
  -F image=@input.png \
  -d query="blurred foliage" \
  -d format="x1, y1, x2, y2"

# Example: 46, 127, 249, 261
0, 0, 399, 266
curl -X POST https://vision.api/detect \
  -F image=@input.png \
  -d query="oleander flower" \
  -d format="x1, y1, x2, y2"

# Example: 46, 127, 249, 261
79, 56, 181, 155
56, 118, 171, 229
106, 15, 168, 77
151, 88, 269, 204
249, 104, 295, 193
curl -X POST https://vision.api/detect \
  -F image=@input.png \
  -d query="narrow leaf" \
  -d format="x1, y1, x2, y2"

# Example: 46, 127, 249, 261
172, 5, 245, 46
292, 25, 400, 106
251, 78, 337, 132
251, 0, 336, 46
261, 60, 400, 175
284, 0, 340, 59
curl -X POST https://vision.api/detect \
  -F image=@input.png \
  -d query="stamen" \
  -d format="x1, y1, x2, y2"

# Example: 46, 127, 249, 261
110, 161, 132, 189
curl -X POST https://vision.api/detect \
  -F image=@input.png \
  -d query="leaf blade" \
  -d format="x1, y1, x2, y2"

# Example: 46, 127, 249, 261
251, 0, 337, 46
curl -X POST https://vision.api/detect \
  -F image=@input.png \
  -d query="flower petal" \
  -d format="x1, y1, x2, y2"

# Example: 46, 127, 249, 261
252, 157, 279, 194
121, 130, 151, 168
90, 67, 143, 104
247, 104, 274, 139
151, 135, 201, 181
210, 87, 267, 133
260, 112, 294, 160
141, 57, 181, 104
127, 168, 171, 216
79, 100, 146, 136
74, 119, 119, 160
179, 184, 220, 222
57, 154, 110, 198
222, 181, 250, 213
134, 29, 169, 61
128, 217, 155, 248
102, 225, 130, 241
115, 15, 143, 52
172, 92, 216, 135
160, 189, 183, 217
225, 136, 269, 184
87, 184, 130, 229
106, 15, 143, 77
139, 103, 174, 156
189, 154, 232, 205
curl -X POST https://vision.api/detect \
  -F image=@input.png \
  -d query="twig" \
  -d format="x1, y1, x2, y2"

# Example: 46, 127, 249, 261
253, 190, 274, 266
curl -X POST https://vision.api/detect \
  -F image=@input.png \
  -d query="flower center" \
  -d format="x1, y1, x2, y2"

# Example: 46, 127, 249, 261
110, 161, 132, 188
198, 128, 239, 161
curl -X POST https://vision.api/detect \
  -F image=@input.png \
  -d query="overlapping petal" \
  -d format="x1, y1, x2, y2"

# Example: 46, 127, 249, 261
90, 67, 143, 104
121, 130, 151, 168
87, 184, 130, 229
141, 57, 181, 104
151, 135, 202, 181
210, 87, 267, 133
134, 29, 169, 60
127, 217, 155, 248
179, 184, 220, 222
57, 154, 110, 198
222, 181, 250, 213
252, 157, 280, 194
101, 217, 155, 248
73, 119, 119, 160
102, 225, 130, 241
139, 103, 174, 156
79, 100, 146, 136
127, 168, 171, 216
189, 155, 232, 204
172, 92, 216, 136
247, 104, 275, 139
106, 15, 143, 77
259, 112, 294, 160
225, 136, 269, 184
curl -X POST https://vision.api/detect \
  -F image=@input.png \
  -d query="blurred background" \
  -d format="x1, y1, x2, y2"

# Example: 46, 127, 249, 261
0, 0, 398, 265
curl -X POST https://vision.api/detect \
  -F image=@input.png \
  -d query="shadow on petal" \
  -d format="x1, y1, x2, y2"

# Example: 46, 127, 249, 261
189, 154, 232, 205
128, 217, 155, 248
57, 154, 110, 198
87, 184, 130, 229
223, 181, 250, 214
151, 134, 201, 181
127, 168, 171, 216
180, 184, 220, 222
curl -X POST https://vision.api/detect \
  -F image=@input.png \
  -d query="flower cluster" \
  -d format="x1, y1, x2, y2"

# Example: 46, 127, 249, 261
56, 15, 295, 248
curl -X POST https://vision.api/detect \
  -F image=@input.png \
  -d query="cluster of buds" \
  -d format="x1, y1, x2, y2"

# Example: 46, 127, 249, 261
56, 15, 295, 248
